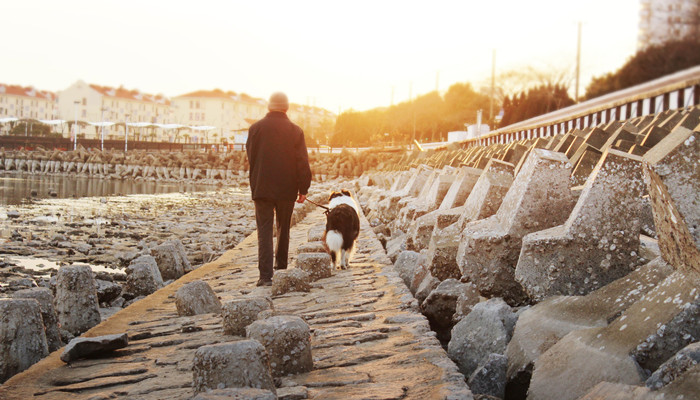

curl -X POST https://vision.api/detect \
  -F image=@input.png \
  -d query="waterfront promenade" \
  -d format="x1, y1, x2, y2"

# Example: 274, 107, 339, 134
0, 204, 471, 399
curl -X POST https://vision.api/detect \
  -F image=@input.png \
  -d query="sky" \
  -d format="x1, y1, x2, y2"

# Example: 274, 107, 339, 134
1, 0, 640, 114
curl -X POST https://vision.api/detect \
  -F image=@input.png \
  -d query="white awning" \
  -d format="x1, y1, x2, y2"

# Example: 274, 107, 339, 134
87, 121, 115, 127
189, 125, 217, 131
38, 119, 67, 125
0, 117, 19, 123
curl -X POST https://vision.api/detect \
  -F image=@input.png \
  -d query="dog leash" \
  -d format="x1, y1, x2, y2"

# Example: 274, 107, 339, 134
304, 197, 330, 214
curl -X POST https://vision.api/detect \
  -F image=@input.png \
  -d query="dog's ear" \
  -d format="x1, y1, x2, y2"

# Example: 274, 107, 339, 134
328, 191, 340, 201
341, 189, 352, 197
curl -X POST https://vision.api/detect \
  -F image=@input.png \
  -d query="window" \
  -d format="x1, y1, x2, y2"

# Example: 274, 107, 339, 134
196, 101, 200, 109
201, 113, 205, 120
82, 110, 87, 118
190, 100, 194, 108
190, 112, 193, 120
195, 113, 200, 121
82, 98, 86, 106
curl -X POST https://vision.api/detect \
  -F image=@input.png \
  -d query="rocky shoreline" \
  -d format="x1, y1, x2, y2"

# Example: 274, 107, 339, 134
0, 179, 257, 319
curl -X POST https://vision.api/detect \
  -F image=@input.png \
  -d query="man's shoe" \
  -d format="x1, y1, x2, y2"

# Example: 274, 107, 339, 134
273, 266, 287, 271
256, 279, 272, 287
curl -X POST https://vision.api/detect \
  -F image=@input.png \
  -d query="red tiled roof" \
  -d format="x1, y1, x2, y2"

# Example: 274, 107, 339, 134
175, 88, 238, 99
0, 84, 56, 101
89, 84, 170, 105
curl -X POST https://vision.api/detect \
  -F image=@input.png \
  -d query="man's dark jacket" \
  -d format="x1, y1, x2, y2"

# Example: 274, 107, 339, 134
246, 112, 312, 201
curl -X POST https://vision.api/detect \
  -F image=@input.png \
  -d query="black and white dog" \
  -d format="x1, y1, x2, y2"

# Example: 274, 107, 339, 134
323, 189, 360, 269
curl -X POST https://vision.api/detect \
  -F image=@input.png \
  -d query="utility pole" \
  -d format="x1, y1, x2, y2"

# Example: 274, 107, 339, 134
490, 50, 496, 122
575, 21, 582, 102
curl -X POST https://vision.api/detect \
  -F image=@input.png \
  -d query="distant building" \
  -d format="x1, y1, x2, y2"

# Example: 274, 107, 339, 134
57, 80, 171, 140
0, 83, 57, 120
172, 89, 336, 145
638, 0, 700, 49
171, 89, 266, 144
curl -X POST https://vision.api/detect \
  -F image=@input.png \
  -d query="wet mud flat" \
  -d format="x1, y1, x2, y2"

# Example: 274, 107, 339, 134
0, 179, 257, 297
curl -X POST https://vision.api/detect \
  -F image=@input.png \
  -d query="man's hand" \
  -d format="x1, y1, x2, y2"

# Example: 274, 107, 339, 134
297, 194, 306, 204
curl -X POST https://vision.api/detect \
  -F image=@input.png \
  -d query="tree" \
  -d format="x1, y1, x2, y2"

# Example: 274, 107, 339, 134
11, 122, 50, 136
585, 38, 700, 100
499, 84, 575, 127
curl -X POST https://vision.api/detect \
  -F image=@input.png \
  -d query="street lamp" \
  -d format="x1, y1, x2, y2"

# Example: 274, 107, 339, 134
125, 113, 129, 153
100, 107, 108, 151
73, 100, 80, 150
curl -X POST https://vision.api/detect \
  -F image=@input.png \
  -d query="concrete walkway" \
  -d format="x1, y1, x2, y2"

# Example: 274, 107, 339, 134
0, 207, 471, 399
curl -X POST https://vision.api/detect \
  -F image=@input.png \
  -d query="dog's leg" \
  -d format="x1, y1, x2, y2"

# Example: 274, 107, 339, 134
340, 249, 347, 269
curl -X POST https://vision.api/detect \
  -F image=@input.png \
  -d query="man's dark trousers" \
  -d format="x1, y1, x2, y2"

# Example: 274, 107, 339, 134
254, 198, 295, 281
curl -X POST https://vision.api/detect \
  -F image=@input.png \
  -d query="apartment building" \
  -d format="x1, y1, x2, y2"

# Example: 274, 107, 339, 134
0, 83, 57, 120
171, 89, 266, 144
638, 0, 700, 48
172, 89, 336, 144
57, 80, 171, 140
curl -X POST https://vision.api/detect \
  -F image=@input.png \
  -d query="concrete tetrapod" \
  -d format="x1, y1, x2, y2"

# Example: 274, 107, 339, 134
457, 149, 576, 305
526, 125, 700, 400
515, 149, 647, 301
425, 159, 514, 281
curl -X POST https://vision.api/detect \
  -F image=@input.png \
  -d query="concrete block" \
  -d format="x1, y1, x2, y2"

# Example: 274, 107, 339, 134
425, 159, 514, 281
527, 270, 699, 400
246, 316, 313, 377
457, 149, 575, 304
55, 264, 101, 336
515, 149, 647, 301
125, 255, 164, 297
192, 340, 276, 394
296, 253, 332, 281
0, 299, 48, 383
506, 257, 673, 387
174, 280, 222, 316
12, 288, 62, 352
271, 268, 311, 296
643, 126, 699, 273
222, 296, 274, 336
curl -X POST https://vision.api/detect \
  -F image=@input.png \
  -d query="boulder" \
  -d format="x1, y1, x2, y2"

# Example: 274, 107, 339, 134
60, 333, 128, 363
54, 264, 101, 336
11, 287, 63, 352
0, 299, 48, 383
152, 241, 185, 280
448, 298, 516, 378
174, 280, 222, 316
124, 255, 164, 297
421, 279, 473, 338
467, 353, 508, 400
393, 251, 423, 288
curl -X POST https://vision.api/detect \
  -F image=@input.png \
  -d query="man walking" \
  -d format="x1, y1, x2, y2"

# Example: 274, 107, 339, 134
246, 92, 312, 286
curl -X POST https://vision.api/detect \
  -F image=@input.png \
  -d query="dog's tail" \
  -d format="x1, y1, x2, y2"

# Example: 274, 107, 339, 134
325, 230, 343, 255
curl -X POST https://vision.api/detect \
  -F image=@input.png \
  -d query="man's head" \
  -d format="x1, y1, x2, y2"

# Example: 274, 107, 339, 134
268, 92, 289, 112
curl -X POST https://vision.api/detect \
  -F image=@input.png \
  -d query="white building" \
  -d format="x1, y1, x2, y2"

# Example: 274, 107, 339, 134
0, 83, 57, 120
638, 0, 700, 48
57, 80, 171, 140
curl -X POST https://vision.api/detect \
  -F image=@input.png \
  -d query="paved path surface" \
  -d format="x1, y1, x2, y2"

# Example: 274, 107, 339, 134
0, 207, 471, 399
